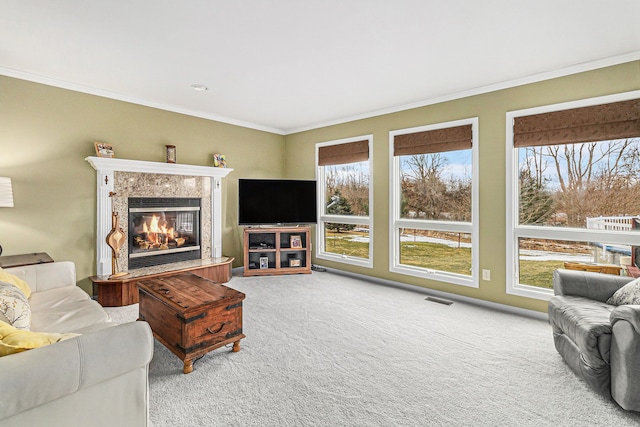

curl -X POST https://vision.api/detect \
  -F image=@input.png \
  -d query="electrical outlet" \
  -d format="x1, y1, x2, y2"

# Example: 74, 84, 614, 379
482, 269, 491, 281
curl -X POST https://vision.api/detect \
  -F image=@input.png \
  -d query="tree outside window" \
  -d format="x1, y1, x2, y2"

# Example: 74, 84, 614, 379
508, 94, 640, 298
516, 138, 640, 288
316, 137, 373, 267
390, 118, 479, 287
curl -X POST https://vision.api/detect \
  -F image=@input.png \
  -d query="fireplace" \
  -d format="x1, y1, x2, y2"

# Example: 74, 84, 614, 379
128, 197, 201, 269
87, 156, 232, 277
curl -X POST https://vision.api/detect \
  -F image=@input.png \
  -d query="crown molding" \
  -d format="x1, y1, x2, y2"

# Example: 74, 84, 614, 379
284, 51, 640, 134
0, 66, 285, 135
3, 50, 640, 136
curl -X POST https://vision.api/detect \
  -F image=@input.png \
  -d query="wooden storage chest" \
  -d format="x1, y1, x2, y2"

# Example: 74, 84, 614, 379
138, 273, 245, 373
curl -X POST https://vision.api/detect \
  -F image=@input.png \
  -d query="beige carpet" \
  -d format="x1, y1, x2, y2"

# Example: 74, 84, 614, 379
107, 270, 640, 426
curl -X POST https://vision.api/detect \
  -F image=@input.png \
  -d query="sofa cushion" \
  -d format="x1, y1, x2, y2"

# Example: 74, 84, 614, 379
5, 261, 77, 295
0, 281, 31, 330
0, 267, 32, 298
0, 320, 79, 356
606, 277, 640, 306
548, 295, 613, 366
28, 286, 91, 310
29, 287, 110, 333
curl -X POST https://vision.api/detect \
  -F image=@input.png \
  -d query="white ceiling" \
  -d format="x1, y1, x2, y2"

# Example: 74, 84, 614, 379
2, 1, 640, 135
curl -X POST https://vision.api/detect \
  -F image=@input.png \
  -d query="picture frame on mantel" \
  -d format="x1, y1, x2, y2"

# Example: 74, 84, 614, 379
213, 154, 227, 168
94, 141, 114, 158
166, 145, 176, 163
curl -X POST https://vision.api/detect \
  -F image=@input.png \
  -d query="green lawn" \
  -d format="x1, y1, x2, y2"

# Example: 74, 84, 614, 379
399, 242, 471, 275
323, 231, 370, 258
518, 260, 565, 289
324, 232, 563, 288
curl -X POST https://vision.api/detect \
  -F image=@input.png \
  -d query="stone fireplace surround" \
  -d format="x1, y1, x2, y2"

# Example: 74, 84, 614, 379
86, 157, 232, 276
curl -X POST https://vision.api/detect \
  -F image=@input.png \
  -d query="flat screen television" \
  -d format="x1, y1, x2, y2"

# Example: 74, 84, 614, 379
238, 179, 317, 225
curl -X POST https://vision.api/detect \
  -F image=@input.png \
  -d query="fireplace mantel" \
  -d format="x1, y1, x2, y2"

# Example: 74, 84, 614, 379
86, 156, 233, 276
85, 156, 233, 179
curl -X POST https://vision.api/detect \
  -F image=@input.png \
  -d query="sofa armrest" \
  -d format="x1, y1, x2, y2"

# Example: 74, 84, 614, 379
611, 305, 640, 333
5, 261, 77, 293
553, 268, 632, 301
0, 321, 153, 420
610, 305, 640, 411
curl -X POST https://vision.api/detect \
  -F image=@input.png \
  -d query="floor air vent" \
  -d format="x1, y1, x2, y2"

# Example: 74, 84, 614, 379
425, 296, 453, 305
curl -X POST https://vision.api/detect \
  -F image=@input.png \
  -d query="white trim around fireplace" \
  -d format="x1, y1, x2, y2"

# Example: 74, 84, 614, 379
86, 156, 233, 276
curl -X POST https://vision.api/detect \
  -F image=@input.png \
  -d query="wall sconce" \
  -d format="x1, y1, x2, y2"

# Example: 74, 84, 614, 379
0, 177, 14, 256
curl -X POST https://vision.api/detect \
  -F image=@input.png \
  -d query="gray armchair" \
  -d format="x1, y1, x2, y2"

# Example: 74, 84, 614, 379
548, 269, 640, 411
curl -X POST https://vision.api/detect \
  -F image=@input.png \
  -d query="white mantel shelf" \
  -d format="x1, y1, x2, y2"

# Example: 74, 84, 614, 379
85, 156, 233, 178
86, 156, 232, 276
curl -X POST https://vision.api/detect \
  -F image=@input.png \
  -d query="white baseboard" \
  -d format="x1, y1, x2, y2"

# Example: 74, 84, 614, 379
318, 266, 549, 321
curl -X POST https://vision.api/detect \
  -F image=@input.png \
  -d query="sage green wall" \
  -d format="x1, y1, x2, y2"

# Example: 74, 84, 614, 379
0, 76, 284, 293
2, 62, 639, 310
284, 61, 640, 313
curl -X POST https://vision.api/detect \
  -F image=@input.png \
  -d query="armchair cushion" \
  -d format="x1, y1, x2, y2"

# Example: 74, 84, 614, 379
552, 268, 631, 301
607, 277, 640, 306
548, 295, 614, 366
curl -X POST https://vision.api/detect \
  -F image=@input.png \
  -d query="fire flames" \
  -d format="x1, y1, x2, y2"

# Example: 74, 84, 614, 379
143, 214, 175, 240
135, 214, 186, 251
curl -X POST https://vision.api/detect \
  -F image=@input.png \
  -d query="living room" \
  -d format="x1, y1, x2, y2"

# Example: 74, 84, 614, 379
1, 2, 640, 426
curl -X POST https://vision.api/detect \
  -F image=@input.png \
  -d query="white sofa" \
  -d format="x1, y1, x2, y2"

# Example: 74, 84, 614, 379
0, 261, 154, 427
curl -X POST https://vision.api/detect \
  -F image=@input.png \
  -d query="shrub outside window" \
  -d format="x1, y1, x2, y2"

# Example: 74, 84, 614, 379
316, 136, 373, 267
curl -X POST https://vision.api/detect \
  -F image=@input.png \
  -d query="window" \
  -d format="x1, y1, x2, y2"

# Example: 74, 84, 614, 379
316, 135, 373, 267
506, 92, 640, 299
390, 118, 479, 287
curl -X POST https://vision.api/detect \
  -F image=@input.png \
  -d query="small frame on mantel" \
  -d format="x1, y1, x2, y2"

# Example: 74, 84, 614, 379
166, 145, 176, 163
94, 141, 114, 158
213, 154, 227, 167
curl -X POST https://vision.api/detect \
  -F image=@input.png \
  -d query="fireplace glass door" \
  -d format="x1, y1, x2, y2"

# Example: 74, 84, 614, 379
128, 197, 201, 269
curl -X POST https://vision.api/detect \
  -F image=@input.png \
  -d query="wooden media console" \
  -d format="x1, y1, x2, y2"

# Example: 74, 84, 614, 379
243, 226, 311, 276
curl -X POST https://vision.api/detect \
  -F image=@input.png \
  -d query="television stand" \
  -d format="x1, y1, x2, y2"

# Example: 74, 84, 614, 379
243, 226, 311, 276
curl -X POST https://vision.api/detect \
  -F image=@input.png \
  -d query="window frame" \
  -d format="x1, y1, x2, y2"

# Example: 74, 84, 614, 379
389, 117, 479, 287
315, 135, 373, 268
506, 90, 640, 300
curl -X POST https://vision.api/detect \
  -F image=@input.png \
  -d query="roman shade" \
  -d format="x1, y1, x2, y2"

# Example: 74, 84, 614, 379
318, 140, 369, 166
394, 124, 472, 156
514, 98, 640, 148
